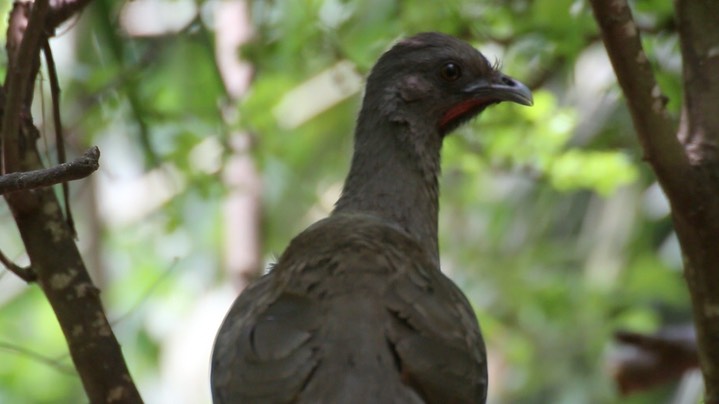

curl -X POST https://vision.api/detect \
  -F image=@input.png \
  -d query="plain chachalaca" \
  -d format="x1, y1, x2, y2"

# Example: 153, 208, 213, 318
211, 32, 532, 403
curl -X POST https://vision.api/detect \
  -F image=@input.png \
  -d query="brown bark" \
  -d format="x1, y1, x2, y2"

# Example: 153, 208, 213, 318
0, 146, 99, 194
1, 1, 143, 402
590, 0, 719, 400
673, 0, 719, 399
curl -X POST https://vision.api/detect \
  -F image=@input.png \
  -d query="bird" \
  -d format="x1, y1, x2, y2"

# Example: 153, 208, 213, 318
211, 32, 533, 404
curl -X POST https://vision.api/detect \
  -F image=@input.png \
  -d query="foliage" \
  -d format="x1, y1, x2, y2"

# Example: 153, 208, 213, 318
0, 0, 688, 402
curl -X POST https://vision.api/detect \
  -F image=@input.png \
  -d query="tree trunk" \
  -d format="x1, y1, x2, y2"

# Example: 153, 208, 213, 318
590, 0, 719, 400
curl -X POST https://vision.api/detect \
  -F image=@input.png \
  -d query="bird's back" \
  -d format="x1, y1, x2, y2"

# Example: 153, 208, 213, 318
211, 31, 535, 404
211, 213, 486, 403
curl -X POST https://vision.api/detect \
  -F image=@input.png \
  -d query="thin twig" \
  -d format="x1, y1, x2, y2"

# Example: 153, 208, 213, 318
0, 146, 100, 195
0, 249, 35, 282
0, 340, 76, 375
111, 258, 180, 326
41, 38, 75, 237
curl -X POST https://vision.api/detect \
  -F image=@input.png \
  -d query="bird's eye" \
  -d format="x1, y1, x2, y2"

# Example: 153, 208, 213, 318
440, 62, 462, 81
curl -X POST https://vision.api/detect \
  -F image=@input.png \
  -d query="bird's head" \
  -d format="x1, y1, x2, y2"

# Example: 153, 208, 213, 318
362, 32, 533, 137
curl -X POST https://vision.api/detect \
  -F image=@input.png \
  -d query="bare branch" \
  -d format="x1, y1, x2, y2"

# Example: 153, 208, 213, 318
588, 0, 692, 202
2, 0, 50, 174
1, 1, 145, 402
0, 340, 76, 374
672, 1, 719, 401
0, 249, 35, 282
0, 146, 99, 195
675, 0, 719, 162
41, 38, 75, 235
592, 1, 719, 402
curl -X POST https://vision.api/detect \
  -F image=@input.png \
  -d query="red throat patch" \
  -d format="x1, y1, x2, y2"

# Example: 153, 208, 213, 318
439, 99, 489, 131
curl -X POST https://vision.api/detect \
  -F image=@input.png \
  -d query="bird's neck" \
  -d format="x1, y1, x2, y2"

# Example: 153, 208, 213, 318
333, 110, 442, 264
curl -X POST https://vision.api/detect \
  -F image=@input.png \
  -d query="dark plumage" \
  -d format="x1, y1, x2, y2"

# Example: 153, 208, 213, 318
211, 32, 532, 404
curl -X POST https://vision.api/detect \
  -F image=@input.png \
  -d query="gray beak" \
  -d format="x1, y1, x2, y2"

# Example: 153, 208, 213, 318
463, 74, 533, 106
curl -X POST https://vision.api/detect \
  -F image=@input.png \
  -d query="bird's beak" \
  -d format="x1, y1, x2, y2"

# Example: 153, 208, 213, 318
463, 74, 533, 106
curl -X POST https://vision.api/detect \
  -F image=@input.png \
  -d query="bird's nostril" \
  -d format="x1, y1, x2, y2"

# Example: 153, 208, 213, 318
501, 76, 516, 87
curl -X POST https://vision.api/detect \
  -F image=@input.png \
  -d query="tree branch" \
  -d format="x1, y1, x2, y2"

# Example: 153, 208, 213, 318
1, 1, 144, 402
0, 146, 100, 195
42, 37, 76, 236
672, 0, 719, 401
0, 249, 35, 282
591, 1, 719, 402
0, 339, 76, 374
588, 0, 693, 204
2, 0, 49, 174
675, 0, 719, 163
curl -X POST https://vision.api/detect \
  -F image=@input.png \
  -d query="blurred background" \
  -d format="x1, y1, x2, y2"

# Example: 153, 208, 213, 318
0, 0, 693, 403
